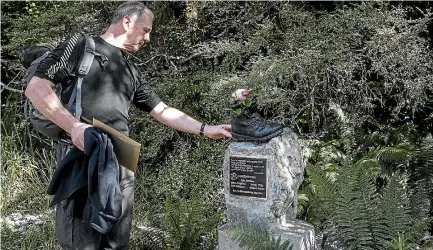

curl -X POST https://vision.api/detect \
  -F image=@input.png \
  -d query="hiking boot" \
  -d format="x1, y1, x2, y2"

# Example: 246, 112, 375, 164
232, 108, 283, 142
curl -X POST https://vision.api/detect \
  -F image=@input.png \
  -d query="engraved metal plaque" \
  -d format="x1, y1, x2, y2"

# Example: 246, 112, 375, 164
229, 156, 267, 199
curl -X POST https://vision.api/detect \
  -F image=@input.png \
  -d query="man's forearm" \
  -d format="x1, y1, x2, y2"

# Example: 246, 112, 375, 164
150, 102, 203, 134
25, 76, 81, 134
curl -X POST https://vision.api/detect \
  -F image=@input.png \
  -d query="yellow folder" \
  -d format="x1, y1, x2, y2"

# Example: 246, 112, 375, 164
93, 118, 141, 172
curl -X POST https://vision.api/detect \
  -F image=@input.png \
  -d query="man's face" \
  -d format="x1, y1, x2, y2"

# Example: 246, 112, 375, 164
124, 11, 153, 52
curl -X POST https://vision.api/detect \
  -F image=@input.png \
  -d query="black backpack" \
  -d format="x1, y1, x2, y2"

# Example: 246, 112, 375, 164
21, 33, 95, 141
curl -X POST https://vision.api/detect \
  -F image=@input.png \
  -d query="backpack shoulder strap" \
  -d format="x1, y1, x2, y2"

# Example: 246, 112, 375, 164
77, 33, 95, 76
66, 33, 95, 120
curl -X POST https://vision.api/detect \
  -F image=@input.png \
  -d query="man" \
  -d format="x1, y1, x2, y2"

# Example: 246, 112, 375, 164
25, 2, 231, 249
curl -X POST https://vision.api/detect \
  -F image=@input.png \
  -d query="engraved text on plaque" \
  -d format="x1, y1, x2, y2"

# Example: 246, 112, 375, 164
229, 156, 267, 199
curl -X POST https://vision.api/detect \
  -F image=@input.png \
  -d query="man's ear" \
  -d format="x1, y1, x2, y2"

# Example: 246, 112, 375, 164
123, 15, 132, 30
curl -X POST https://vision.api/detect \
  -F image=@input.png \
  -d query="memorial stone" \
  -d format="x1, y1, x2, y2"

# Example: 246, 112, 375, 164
218, 128, 315, 250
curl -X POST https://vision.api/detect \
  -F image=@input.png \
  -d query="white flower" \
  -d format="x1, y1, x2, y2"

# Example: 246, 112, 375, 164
231, 88, 250, 101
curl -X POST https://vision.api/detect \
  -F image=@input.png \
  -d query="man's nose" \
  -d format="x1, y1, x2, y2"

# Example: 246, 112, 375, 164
143, 33, 150, 43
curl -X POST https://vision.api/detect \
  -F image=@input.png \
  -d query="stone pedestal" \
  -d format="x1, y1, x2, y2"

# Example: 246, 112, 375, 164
218, 128, 314, 250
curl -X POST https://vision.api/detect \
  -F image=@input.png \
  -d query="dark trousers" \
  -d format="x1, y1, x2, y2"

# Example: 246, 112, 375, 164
55, 142, 135, 250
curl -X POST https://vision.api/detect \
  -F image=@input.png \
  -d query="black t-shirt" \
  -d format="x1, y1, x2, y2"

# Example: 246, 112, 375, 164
34, 34, 162, 136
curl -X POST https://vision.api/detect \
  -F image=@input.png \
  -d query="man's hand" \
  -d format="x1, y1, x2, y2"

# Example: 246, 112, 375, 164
204, 124, 232, 139
70, 123, 92, 151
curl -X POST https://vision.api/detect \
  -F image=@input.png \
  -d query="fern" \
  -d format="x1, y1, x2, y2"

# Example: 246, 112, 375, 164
307, 142, 432, 249
307, 164, 338, 214
408, 137, 433, 234
135, 194, 223, 250
379, 176, 413, 238
334, 165, 389, 250
409, 137, 433, 194
135, 226, 171, 250
163, 194, 223, 250
226, 222, 293, 250
366, 144, 414, 176
353, 144, 414, 179
377, 175, 430, 247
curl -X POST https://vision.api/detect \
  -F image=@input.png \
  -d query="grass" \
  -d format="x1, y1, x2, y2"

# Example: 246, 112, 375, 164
1, 128, 60, 249
1, 215, 62, 250
1, 135, 55, 215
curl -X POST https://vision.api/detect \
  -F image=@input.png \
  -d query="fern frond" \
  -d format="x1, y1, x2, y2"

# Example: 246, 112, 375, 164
409, 137, 433, 194
408, 137, 433, 231
163, 194, 223, 250
379, 176, 412, 239
334, 165, 389, 250
226, 222, 268, 250
307, 139, 432, 250
408, 179, 431, 223
272, 235, 294, 250
405, 217, 432, 246
353, 143, 414, 178
226, 222, 293, 250
136, 226, 171, 250
307, 165, 339, 213
352, 158, 381, 178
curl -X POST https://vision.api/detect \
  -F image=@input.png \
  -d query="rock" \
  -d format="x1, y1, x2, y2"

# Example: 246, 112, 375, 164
222, 128, 304, 225
218, 128, 314, 250
1, 212, 46, 233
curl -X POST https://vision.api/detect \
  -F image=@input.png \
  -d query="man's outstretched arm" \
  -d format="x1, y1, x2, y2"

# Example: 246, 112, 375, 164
25, 76, 91, 151
150, 101, 232, 139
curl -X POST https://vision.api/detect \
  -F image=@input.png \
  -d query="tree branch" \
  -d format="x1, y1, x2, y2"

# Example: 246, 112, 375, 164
1, 82, 24, 93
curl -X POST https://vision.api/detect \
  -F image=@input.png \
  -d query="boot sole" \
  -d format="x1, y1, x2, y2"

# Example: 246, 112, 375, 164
232, 128, 284, 143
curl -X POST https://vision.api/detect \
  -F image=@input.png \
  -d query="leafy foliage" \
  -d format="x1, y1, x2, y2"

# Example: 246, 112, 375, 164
163, 194, 223, 250
2, 1, 433, 249
226, 222, 293, 250
131, 194, 222, 250
305, 123, 433, 249
132, 226, 170, 250
308, 148, 431, 249
387, 233, 417, 250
